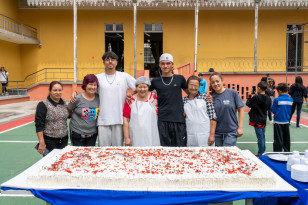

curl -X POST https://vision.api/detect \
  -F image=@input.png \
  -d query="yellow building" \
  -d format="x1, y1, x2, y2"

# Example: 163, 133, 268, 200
0, 0, 308, 86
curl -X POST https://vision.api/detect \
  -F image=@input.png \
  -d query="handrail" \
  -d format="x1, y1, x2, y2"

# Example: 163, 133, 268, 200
0, 13, 38, 40
0, 14, 37, 30
6, 65, 308, 92
175, 62, 195, 76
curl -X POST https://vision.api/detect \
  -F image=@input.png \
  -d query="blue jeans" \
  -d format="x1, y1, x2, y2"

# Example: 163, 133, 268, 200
70, 130, 98, 147
215, 131, 238, 147
255, 127, 266, 156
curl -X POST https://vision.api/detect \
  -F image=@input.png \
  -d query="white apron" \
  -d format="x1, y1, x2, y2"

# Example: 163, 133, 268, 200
129, 95, 160, 146
184, 98, 214, 147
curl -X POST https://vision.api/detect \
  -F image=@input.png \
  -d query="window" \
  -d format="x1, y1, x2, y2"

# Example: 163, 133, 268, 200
144, 24, 163, 32
105, 24, 124, 33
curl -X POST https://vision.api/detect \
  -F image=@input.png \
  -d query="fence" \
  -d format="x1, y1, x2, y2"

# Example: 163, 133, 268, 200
3, 63, 308, 97
197, 57, 308, 73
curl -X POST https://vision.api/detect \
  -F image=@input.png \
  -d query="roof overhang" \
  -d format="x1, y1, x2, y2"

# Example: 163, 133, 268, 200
27, 0, 308, 8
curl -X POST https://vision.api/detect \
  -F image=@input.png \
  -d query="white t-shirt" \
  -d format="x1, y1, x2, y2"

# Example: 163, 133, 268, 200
96, 71, 136, 126
0, 71, 8, 83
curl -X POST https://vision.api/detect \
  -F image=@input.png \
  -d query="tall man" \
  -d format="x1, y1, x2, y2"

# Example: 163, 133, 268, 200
71, 51, 136, 146
150, 53, 188, 147
96, 51, 136, 146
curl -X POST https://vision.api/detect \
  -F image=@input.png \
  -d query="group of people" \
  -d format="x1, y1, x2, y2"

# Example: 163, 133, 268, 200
34, 51, 307, 157
247, 75, 307, 157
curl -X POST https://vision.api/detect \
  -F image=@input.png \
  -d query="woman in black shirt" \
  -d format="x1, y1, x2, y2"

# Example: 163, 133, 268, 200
288, 76, 308, 128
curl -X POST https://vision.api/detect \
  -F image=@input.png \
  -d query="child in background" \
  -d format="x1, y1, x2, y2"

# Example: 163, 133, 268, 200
198, 73, 208, 94
246, 81, 272, 157
261, 77, 274, 124
271, 83, 293, 152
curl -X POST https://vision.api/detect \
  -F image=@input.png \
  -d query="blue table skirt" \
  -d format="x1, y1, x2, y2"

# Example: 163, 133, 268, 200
1, 186, 298, 205
259, 155, 308, 205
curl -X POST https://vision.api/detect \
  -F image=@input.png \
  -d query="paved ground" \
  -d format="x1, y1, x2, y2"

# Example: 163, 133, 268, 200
243, 102, 308, 119
0, 101, 39, 125
0, 99, 307, 205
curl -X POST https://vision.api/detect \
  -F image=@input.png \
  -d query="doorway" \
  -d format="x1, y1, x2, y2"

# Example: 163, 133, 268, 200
287, 24, 303, 72
144, 23, 163, 77
105, 24, 124, 71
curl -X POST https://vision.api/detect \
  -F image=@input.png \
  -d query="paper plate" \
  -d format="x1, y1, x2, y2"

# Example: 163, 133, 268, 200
268, 154, 288, 162
291, 164, 308, 173
291, 173, 308, 183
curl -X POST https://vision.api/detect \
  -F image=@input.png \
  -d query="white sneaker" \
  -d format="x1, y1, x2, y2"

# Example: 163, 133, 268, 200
5, 92, 9, 96
269, 120, 273, 124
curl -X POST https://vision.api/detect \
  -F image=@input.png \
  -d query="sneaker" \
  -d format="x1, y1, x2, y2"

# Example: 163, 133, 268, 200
296, 126, 302, 129
5, 92, 9, 96
269, 120, 273, 124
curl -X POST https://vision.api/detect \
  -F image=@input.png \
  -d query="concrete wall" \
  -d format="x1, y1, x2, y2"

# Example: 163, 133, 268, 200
0, 0, 22, 81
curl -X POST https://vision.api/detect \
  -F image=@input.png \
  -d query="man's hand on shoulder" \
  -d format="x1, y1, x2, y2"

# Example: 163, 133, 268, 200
70, 91, 78, 103
206, 95, 213, 103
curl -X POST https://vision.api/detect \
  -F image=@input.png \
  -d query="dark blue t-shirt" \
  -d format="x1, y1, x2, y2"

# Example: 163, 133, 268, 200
149, 75, 187, 123
212, 89, 244, 134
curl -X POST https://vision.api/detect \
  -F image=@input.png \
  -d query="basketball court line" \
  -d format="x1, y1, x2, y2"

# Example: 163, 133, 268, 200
0, 115, 34, 134
237, 141, 308, 144
0, 141, 37, 143
0, 114, 307, 134
0, 141, 307, 144
0, 122, 34, 134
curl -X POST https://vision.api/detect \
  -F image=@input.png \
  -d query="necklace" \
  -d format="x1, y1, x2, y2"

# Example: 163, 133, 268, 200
160, 75, 174, 86
105, 72, 116, 85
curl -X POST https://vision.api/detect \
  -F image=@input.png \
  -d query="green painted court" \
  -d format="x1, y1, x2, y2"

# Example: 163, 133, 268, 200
0, 114, 307, 205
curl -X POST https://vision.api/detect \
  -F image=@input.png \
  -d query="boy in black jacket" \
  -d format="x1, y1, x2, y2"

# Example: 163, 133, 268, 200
246, 81, 272, 156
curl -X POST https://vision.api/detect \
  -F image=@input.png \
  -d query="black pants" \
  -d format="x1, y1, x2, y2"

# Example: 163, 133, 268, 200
1, 83, 7, 93
268, 106, 272, 121
44, 134, 68, 153
70, 130, 97, 147
289, 102, 303, 127
273, 124, 290, 152
158, 121, 187, 147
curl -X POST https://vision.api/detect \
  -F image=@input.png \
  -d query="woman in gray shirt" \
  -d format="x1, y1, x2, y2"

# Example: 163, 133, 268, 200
68, 74, 100, 146
210, 73, 244, 147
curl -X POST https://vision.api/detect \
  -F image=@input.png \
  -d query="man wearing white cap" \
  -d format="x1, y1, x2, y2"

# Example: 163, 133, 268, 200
149, 53, 188, 147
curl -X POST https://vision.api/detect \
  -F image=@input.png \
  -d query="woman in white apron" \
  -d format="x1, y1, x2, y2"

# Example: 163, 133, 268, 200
123, 76, 160, 146
183, 75, 217, 147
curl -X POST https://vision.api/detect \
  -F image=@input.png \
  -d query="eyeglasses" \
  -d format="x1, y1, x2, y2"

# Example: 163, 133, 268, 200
104, 59, 117, 62
188, 84, 199, 88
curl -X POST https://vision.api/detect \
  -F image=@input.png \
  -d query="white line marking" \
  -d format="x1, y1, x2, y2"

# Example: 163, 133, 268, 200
237, 142, 308, 144
0, 141, 307, 144
0, 122, 34, 134
290, 121, 308, 128
0, 141, 38, 143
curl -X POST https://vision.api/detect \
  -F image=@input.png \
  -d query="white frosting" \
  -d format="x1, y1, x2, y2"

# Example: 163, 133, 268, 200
27, 146, 276, 190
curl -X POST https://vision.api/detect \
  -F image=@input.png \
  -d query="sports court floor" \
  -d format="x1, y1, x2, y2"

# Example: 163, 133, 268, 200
0, 113, 307, 205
